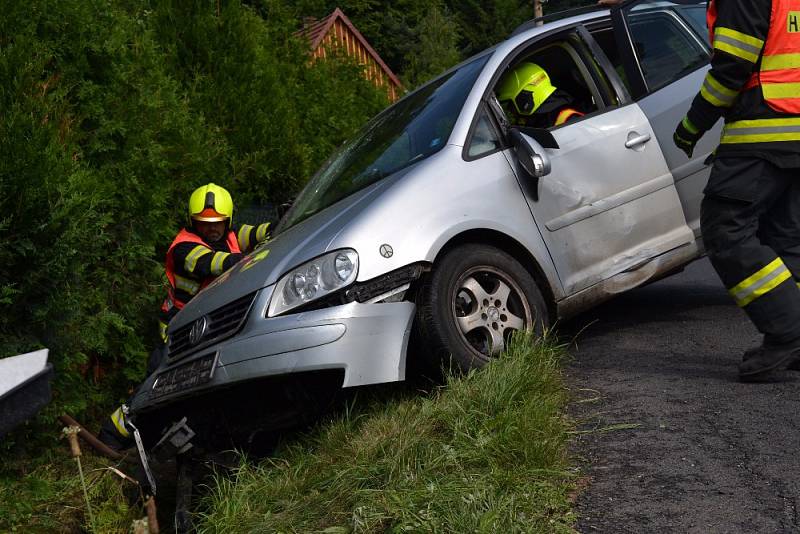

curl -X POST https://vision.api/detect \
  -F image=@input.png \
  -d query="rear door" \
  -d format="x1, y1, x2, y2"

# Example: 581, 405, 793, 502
609, 0, 721, 238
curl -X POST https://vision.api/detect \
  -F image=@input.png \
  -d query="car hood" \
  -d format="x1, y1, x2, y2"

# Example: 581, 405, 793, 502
169, 171, 409, 331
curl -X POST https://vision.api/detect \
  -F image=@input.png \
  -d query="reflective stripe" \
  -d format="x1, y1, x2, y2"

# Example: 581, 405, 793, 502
174, 274, 200, 295
729, 258, 792, 307
721, 118, 800, 144
700, 73, 738, 107
761, 82, 800, 99
184, 245, 212, 273
159, 321, 168, 343
761, 53, 800, 71
256, 222, 270, 242
714, 27, 764, 63
700, 72, 739, 108
238, 224, 253, 251
110, 406, 130, 438
210, 252, 230, 275
682, 116, 699, 135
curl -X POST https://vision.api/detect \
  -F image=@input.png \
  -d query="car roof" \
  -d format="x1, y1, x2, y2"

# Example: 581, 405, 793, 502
511, 5, 613, 38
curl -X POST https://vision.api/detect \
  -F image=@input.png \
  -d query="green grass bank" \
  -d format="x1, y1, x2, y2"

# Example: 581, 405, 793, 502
197, 331, 575, 533
1, 332, 575, 532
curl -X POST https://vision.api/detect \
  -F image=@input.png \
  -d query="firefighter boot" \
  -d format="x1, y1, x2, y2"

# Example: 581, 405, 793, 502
739, 337, 800, 381
98, 405, 135, 451
742, 344, 800, 371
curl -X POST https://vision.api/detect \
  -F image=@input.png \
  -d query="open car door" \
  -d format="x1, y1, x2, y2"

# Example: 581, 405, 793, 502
497, 27, 695, 296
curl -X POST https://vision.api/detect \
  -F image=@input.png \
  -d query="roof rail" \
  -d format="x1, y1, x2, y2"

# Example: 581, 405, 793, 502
510, 4, 609, 37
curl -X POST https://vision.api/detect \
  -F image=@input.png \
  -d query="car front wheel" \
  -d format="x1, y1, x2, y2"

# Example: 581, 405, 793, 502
415, 243, 549, 373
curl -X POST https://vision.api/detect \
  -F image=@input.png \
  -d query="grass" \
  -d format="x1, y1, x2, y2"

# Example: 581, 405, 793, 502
0, 331, 576, 533
196, 331, 576, 533
0, 444, 141, 533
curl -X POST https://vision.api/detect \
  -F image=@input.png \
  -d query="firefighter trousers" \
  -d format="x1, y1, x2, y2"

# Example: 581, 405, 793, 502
701, 156, 800, 345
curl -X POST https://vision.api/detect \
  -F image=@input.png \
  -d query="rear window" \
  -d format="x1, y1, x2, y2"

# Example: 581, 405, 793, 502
626, 5, 708, 92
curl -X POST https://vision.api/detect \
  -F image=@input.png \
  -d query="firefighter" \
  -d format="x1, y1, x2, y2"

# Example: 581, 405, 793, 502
496, 62, 585, 128
673, 0, 800, 381
99, 183, 272, 449
156, 183, 271, 337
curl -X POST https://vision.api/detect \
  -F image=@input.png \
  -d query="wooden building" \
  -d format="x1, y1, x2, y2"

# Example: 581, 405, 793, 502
297, 8, 402, 101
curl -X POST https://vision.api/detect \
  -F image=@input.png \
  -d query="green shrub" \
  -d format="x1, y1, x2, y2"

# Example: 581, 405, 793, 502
0, 0, 387, 452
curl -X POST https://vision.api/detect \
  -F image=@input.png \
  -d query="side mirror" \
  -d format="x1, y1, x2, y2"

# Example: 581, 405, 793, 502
509, 128, 551, 178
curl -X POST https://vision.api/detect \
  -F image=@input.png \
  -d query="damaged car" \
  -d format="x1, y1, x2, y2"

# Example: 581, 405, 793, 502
130, 0, 717, 450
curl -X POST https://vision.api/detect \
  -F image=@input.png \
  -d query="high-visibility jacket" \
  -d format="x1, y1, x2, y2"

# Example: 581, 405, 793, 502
161, 228, 241, 313
159, 221, 271, 317
514, 90, 584, 129
684, 0, 800, 167
554, 108, 584, 126
741, 1, 800, 114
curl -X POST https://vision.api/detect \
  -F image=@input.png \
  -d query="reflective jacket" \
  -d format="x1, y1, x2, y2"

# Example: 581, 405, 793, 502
160, 222, 270, 317
554, 108, 585, 126
685, 0, 800, 167
516, 89, 585, 128
162, 228, 242, 314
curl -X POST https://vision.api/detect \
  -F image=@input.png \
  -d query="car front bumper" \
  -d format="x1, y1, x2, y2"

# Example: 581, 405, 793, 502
131, 285, 416, 413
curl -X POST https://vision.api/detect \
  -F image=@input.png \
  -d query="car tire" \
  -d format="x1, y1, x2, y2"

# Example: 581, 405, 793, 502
415, 243, 549, 374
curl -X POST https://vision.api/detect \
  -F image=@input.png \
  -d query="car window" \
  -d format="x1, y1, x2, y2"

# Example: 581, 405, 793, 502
467, 109, 502, 159
277, 54, 490, 232
624, 2, 708, 92
674, 4, 709, 42
492, 41, 602, 131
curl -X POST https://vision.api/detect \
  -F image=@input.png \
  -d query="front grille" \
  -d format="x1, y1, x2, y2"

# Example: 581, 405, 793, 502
168, 292, 257, 360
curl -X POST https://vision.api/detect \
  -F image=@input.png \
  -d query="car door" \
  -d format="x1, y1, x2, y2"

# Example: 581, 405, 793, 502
610, 0, 721, 238
501, 30, 695, 296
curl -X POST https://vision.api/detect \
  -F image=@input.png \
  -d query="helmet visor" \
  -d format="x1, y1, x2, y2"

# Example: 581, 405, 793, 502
192, 207, 230, 222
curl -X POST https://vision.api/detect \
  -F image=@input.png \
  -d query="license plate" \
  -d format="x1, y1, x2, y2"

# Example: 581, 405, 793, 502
152, 352, 218, 398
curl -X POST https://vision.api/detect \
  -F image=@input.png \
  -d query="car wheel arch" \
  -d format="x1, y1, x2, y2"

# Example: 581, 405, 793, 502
426, 228, 557, 324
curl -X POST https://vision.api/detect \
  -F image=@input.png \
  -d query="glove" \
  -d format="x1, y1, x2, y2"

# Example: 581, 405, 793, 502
673, 117, 702, 158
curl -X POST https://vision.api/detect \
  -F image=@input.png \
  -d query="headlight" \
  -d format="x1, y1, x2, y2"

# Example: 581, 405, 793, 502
267, 249, 359, 317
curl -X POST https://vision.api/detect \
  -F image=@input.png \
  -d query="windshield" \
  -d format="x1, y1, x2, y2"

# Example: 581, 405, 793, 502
277, 54, 490, 231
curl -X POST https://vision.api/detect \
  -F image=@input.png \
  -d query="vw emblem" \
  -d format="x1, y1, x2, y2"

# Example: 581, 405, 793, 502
379, 244, 393, 258
189, 316, 209, 346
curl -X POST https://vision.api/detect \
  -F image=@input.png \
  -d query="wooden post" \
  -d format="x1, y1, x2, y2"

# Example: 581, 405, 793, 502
534, 0, 544, 22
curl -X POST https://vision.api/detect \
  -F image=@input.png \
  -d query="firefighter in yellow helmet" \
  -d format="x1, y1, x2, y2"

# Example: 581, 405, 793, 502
99, 183, 272, 451
158, 183, 271, 335
496, 62, 584, 128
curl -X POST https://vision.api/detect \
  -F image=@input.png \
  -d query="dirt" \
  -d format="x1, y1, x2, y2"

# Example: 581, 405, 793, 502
565, 258, 800, 533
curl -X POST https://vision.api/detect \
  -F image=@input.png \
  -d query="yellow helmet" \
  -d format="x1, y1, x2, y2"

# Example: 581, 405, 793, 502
188, 183, 233, 224
496, 62, 557, 116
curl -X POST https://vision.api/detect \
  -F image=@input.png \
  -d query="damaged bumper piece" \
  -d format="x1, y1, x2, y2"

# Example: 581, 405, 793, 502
129, 282, 416, 449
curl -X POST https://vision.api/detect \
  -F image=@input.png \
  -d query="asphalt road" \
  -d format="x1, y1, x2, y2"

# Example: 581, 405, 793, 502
565, 257, 800, 533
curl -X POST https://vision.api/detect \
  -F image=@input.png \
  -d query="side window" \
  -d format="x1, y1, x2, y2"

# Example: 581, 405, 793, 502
624, 2, 708, 92
466, 109, 502, 159
674, 4, 710, 42
491, 40, 603, 132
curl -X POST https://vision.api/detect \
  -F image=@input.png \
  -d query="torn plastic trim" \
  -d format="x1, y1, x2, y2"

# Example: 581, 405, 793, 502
344, 263, 428, 303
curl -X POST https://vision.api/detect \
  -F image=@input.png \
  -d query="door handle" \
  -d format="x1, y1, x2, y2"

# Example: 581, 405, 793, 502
625, 132, 651, 149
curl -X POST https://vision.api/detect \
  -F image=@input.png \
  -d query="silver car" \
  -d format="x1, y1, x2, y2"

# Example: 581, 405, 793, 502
132, 0, 717, 444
